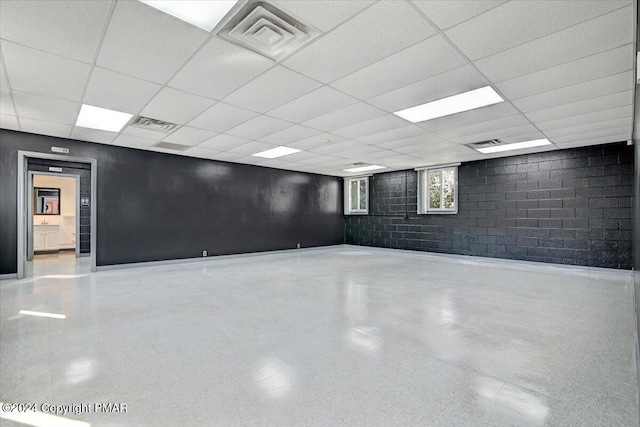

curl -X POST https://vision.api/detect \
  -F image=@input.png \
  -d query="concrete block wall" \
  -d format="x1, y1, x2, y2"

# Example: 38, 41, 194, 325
345, 142, 633, 269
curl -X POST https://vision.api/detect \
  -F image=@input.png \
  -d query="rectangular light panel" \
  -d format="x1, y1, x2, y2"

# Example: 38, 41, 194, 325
394, 86, 504, 123
139, 0, 238, 31
252, 146, 301, 159
344, 165, 386, 173
75, 104, 133, 132
476, 138, 551, 154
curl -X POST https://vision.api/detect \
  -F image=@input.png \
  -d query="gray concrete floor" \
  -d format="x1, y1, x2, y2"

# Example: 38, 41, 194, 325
0, 246, 638, 426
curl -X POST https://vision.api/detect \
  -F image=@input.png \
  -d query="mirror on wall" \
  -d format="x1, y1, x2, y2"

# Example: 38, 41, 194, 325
34, 187, 61, 215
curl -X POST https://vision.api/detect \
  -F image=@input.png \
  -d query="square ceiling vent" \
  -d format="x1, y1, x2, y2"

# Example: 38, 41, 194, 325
217, 2, 320, 61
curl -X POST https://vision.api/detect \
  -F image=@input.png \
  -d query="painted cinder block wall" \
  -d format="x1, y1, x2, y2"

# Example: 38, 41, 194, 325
346, 142, 633, 269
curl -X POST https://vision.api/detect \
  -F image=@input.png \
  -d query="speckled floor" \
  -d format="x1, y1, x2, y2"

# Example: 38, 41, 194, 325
1, 246, 637, 426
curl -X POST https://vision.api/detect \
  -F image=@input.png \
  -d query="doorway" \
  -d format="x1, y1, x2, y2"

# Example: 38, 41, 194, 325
17, 151, 97, 279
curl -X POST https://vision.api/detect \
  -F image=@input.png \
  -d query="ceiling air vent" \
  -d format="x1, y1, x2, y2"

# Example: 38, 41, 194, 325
130, 116, 179, 134
153, 142, 190, 152
217, 2, 320, 61
466, 139, 506, 150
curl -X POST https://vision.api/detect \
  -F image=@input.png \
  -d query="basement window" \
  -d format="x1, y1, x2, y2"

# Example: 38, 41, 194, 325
344, 176, 369, 215
417, 164, 459, 214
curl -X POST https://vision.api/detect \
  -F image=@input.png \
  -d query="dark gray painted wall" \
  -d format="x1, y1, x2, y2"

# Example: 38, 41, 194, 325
0, 129, 344, 274
28, 159, 92, 254
346, 142, 633, 269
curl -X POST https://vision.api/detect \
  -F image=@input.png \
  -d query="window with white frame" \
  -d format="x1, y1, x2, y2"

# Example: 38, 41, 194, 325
344, 176, 369, 214
417, 165, 459, 214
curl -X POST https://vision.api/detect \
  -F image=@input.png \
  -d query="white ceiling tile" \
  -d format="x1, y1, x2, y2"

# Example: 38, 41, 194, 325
310, 140, 373, 155
302, 102, 386, 132
544, 117, 632, 139
525, 90, 632, 123
0, 88, 15, 116
227, 141, 280, 155
555, 135, 629, 149
198, 134, 251, 151
0, 0, 113, 62
454, 124, 539, 144
19, 117, 71, 138
535, 105, 632, 131
147, 145, 186, 155
416, 102, 519, 133
267, 86, 358, 123
357, 125, 429, 145
331, 114, 407, 139
226, 115, 293, 140
121, 125, 166, 141
286, 133, 345, 151
0, 51, 9, 89
412, 1, 506, 30
285, 150, 333, 163
0, 113, 20, 130
512, 71, 633, 112
297, 154, 348, 166
188, 102, 259, 133
331, 35, 467, 100
2, 41, 91, 102
272, 0, 373, 31
474, 6, 633, 82
181, 147, 221, 159
84, 67, 161, 114
438, 114, 531, 139
70, 127, 117, 144
96, 0, 208, 84
260, 125, 321, 145
224, 66, 321, 113
283, 1, 436, 83
496, 43, 633, 100
12, 91, 79, 125
367, 65, 489, 113
446, 1, 629, 61
550, 127, 631, 144
162, 126, 217, 146
141, 88, 215, 125
500, 132, 547, 144
169, 38, 274, 99
111, 134, 156, 150
210, 151, 248, 163
378, 134, 455, 152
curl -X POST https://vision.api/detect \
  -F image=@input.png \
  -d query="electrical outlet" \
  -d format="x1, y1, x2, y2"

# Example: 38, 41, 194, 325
202, 250, 207, 257
297, 243, 300, 249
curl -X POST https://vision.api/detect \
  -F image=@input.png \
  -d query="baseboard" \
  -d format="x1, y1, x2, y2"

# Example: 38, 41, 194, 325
0, 273, 18, 280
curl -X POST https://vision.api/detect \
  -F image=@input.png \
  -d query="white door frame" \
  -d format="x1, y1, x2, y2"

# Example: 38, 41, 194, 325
28, 171, 81, 260
17, 151, 97, 279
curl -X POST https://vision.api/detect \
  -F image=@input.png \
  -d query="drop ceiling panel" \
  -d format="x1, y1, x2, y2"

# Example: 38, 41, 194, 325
417, 102, 519, 133
412, 0, 506, 30
209, 151, 246, 163
223, 66, 321, 113
141, 88, 215, 125
555, 135, 629, 149
267, 86, 358, 123
367, 64, 489, 113
121, 125, 166, 141
446, 1, 629, 61
96, 0, 208, 84
260, 125, 321, 145
500, 132, 547, 144
84, 67, 161, 113
496, 44, 633, 100
19, 117, 71, 139
302, 102, 386, 132
273, 0, 373, 32
286, 133, 346, 150
111, 134, 156, 150
188, 102, 259, 133
525, 90, 632, 123
0, 114, 20, 130
2, 41, 91, 102
475, 6, 633, 83
162, 126, 216, 146
0, 53, 8, 89
181, 147, 221, 159
544, 117, 632, 139
511, 71, 633, 112
454, 124, 539, 145
535, 105, 633, 131
357, 125, 429, 146
551, 126, 631, 144
198, 134, 252, 151
283, 1, 436, 83
330, 35, 466, 100
332, 114, 407, 139
227, 141, 279, 155
226, 115, 293, 140
0, 0, 113, 62
378, 134, 457, 152
70, 127, 117, 144
310, 140, 375, 155
0, 88, 15, 116
12, 91, 79, 125
437, 114, 531, 139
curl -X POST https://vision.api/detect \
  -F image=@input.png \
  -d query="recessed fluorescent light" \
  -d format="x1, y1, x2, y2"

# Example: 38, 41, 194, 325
344, 165, 386, 173
477, 138, 551, 154
75, 104, 133, 132
252, 146, 301, 159
20, 310, 66, 319
394, 86, 504, 123
139, 0, 238, 31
